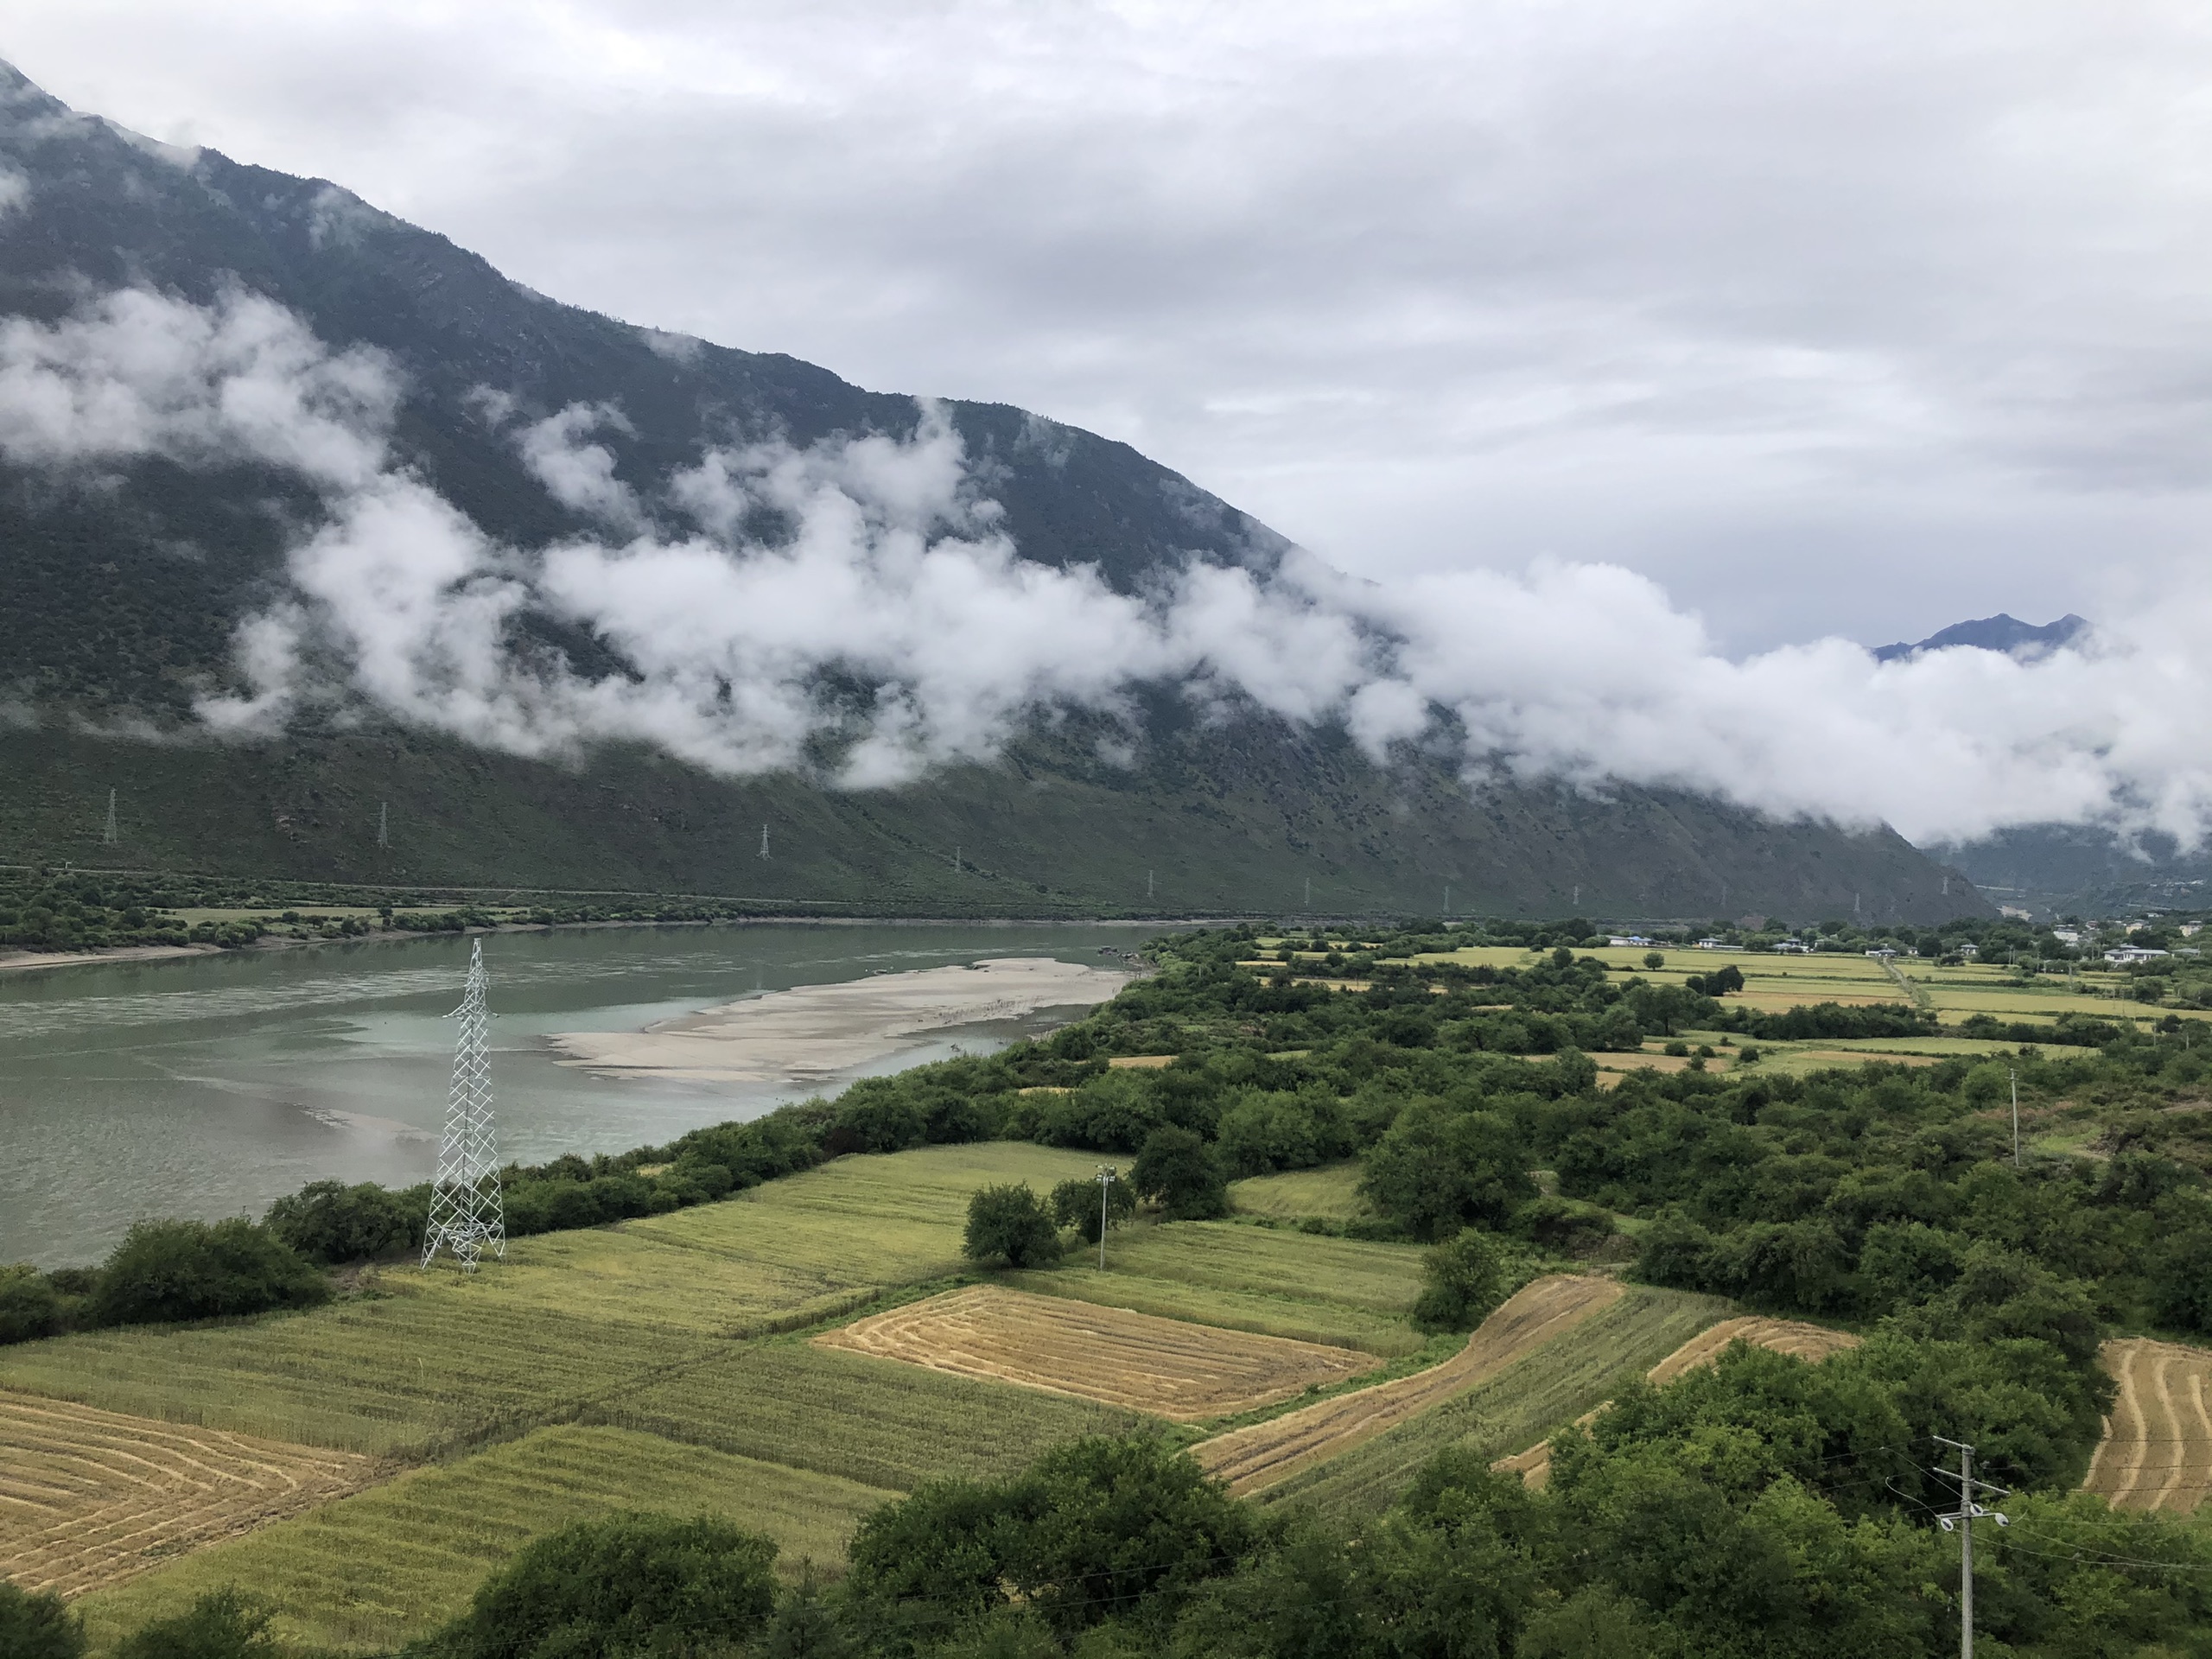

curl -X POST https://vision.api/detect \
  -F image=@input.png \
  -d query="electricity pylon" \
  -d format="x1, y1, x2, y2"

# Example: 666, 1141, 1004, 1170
423, 939, 505, 1273
377, 802, 390, 849
100, 789, 118, 846
759, 823, 770, 860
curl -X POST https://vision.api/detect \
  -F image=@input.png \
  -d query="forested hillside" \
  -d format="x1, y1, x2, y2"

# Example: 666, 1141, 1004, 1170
0, 61, 1983, 922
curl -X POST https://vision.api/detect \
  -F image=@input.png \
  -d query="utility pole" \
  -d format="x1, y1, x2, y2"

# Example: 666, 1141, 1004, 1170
1932, 1436, 2009, 1659
2010, 1070, 2020, 1166
1095, 1165, 1117, 1269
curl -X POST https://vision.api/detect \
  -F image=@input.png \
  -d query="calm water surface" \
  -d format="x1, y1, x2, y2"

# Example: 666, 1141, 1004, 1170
0, 922, 1153, 1267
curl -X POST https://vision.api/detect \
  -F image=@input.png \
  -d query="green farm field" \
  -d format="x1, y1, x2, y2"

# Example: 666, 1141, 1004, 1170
1010, 1220, 1428, 1356
0, 1142, 1105, 1457
75, 1427, 893, 1655
1260, 1285, 1730, 1516
1229, 1161, 1370, 1222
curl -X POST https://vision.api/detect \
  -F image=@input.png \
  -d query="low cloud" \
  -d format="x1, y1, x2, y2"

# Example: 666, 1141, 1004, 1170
5, 287, 2209, 848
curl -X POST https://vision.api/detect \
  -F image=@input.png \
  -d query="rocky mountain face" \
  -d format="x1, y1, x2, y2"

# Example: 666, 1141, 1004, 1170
0, 62, 1984, 921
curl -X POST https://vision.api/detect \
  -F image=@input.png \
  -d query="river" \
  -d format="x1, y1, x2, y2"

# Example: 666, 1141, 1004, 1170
0, 921, 1154, 1268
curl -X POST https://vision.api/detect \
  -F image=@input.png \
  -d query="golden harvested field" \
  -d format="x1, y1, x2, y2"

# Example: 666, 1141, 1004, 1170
1497, 1315, 1860, 1486
1192, 1274, 1622, 1495
0, 1391, 384, 1600
76, 1426, 893, 1656
815, 1286, 1376, 1421
1106, 1054, 1175, 1068
2083, 1338, 2212, 1514
1646, 1315, 1861, 1382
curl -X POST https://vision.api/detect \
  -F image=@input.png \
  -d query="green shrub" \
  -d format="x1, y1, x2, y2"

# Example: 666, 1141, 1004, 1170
0, 1580, 85, 1659
1050, 1175, 1135, 1244
92, 1218, 330, 1326
0, 1262, 65, 1344
963, 1184, 1065, 1268
1412, 1229, 1507, 1332
264, 1179, 416, 1263
111, 1588, 274, 1659
436, 1511, 779, 1659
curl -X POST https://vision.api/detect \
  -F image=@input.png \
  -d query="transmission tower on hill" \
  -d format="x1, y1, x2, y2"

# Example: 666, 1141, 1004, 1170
102, 789, 118, 846
423, 938, 505, 1273
377, 802, 390, 849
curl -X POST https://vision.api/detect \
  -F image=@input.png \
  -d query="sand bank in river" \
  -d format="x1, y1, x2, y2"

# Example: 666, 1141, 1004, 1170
549, 956, 1134, 1084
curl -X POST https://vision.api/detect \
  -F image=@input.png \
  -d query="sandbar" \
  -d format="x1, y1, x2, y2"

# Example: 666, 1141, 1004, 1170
549, 955, 1133, 1084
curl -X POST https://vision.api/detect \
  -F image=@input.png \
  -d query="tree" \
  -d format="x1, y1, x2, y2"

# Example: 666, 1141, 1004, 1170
264, 1179, 414, 1263
1131, 1126, 1229, 1220
1360, 1103, 1535, 1240
1413, 1229, 1507, 1332
439, 1511, 779, 1659
0, 1580, 84, 1659
1643, 952, 1666, 970
1051, 1176, 1135, 1244
111, 1589, 276, 1659
92, 1219, 329, 1327
847, 1436, 1251, 1638
964, 1184, 1065, 1268
2149, 1226, 2212, 1334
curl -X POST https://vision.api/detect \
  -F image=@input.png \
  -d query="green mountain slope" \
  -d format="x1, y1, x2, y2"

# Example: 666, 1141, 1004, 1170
0, 61, 1985, 922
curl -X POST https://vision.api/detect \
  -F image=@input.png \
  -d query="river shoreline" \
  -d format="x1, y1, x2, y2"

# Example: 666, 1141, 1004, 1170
550, 956, 1136, 1084
0, 912, 1191, 976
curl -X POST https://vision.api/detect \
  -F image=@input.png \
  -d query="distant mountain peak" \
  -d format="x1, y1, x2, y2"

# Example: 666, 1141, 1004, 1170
1872, 613, 2088, 664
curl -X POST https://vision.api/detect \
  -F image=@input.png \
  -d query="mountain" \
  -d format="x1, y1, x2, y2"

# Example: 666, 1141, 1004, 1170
1871, 613, 2088, 663
0, 63, 1984, 923
1927, 823, 2210, 920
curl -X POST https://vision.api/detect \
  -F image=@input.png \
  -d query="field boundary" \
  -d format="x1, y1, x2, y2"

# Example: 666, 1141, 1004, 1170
1190, 1274, 1623, 1495
1495, 1314, 1861, 1486
813, 1285, 1377, 1421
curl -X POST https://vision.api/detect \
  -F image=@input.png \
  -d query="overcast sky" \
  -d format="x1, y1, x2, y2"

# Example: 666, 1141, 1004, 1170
10, 1, 2209, 652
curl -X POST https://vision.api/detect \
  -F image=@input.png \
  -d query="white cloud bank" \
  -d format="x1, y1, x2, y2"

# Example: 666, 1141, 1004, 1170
3, 288, 2208, 847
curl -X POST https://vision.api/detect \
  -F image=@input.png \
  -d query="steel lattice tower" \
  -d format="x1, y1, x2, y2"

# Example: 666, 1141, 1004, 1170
422, 938, 505, 1272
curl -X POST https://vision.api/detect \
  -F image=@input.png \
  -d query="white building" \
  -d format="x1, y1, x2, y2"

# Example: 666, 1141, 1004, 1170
2105, 946, 2170, 964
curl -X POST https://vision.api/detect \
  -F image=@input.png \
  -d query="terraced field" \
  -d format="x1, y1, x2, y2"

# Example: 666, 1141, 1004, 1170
1011, 1220, 1428, 1356
0, 1393, 384, 1599
1229, 1163, 1370, 1222
817, 1285, 1377, 1420
0, 1143, 1106, 1457
1497, 1314, 1862, 1486
74, 1427, 892, 1656
1192, 1275, 1623, 1495
2084, 1338, 2212, 1514
595, 1338, 1142, 1491
1263, 1286, 1729, 1516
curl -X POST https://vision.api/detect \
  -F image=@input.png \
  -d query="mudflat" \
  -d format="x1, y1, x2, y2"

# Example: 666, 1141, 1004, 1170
549, 956, 1133, 1083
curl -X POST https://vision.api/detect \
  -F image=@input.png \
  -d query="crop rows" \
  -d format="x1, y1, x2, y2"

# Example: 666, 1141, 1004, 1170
0, 1391, 382, 1600
817, 1285, 1377, 1421
2084, 1338, 2212, 1514
1192, 1275, 1624, 1495
76, 1426, 893, 1655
